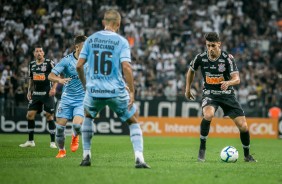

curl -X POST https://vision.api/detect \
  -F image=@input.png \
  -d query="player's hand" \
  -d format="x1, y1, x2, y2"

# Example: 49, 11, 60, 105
125, 86, 130, 93
27, 91, 32, 101
58, 78, 71, 85
220, 81, 230, 91
185, 90, 195, 101
128, 92, 134, 109
49, 88, 56, 96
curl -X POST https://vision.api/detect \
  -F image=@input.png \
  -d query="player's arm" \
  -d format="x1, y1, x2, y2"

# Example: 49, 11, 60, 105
27, 63, 33, 101
48, 73, 71, 85
220, 72, 240, 91
49, 82, 57, 96
220, 54, 240, 91
76, 58, 86, 90
49, 60, 57, 96
185, 68, 196, 100
27, 78, 33, 101
185, 54, 200, 100
122, 61, 135, 108
48, 58, 71, 85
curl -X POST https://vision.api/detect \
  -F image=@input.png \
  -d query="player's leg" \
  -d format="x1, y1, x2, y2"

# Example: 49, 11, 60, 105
44, 96, 56, 148
80, 95, 103, 166
55, 117, 68, 158
72, 116, 83, 137
221, 95, 256, 162
19, 110, 37, 147
71, 115, 84, 152
71, 104, 84, 152
80, 111, 94, 166
110, 96, 150, 168
19, 97, 41, 147
72, 104, 84, 138
198, 105, 216, 162
126, 112, 150, 168
233, 116, 256, 162
46, 112, 56, 148
220, 95, 256, 162
54, 101, 74, 157
197, 96, 217, 162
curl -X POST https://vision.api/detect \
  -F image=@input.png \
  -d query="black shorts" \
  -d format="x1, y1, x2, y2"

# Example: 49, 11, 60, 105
201, 94, 245, 118
28, 95, 55, 114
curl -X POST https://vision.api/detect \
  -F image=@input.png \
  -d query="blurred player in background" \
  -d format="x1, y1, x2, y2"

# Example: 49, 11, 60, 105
185, 32, 257, 162
48, 35, 87, 158
19, 46, 57, 148
76, 9, 150, 168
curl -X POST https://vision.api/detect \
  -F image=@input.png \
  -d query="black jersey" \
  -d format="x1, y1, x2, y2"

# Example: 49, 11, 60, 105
29, 58, 54, 92
189, 51, 238, 94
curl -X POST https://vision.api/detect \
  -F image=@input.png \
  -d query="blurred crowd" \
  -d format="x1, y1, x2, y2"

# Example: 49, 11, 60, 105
0, 0, 282, 117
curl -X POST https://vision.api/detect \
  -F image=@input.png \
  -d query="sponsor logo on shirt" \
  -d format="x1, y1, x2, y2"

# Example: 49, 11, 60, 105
205, 76, 224, 84
90, 89, 116, 94
33, 73, 45, 81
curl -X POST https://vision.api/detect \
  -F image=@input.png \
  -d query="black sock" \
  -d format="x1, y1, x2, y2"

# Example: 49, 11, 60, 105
200, 139, 207, 150
200, 118, 211, 150
48, 120, 56, 142
27, 120, 35, 141
240, 131, 250, 157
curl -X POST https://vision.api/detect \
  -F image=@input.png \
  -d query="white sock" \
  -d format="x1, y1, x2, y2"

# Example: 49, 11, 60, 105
83, 150, 91, 159
135, 151, 144, 163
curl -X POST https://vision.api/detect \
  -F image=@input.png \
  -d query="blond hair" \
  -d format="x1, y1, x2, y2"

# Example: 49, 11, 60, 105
103, 9, 121, 32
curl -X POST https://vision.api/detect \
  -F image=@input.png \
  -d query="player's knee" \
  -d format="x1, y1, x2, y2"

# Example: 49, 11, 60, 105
84, 110, 92, 118
85, 114, 92, 118
56, 120, 67, 126
46, 113, 54, 121
81, 118, 94, 133
134, 110, 139, 119
48, 120, 56, 130
238, 123, 248, 132
56, 124, 65, 136
126, 115, 138, 125
26, 113, 34, 120
203, 113, 214, 121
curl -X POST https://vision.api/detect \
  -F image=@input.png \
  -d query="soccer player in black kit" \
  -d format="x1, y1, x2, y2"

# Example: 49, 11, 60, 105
185, 32, 256, 162
19, 46, 57, 148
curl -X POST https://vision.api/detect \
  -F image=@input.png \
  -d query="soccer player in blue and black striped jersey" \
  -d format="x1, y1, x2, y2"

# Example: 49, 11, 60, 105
48, 35, 87, 158
76, 9, 150, 168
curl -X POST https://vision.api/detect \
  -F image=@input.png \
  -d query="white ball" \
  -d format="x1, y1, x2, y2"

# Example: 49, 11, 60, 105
220, 146, 239, 163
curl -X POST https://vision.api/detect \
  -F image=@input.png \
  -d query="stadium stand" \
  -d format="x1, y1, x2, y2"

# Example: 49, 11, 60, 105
0, 0, 281, 117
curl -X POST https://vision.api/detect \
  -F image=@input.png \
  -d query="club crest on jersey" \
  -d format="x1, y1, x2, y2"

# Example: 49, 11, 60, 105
41, 65, 46, 71
218, 63, 226, 72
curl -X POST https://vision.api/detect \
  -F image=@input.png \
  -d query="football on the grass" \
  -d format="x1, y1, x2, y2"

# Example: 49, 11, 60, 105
220, 146, 239, 163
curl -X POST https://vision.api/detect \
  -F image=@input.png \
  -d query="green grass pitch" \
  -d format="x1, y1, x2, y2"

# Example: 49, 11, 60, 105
0, 134, 281, 184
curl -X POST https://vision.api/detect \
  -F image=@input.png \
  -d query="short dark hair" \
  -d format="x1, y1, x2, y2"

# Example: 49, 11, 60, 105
204, 32, 220, 42
34, 45, 43, 51
74, 35, 87, 45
